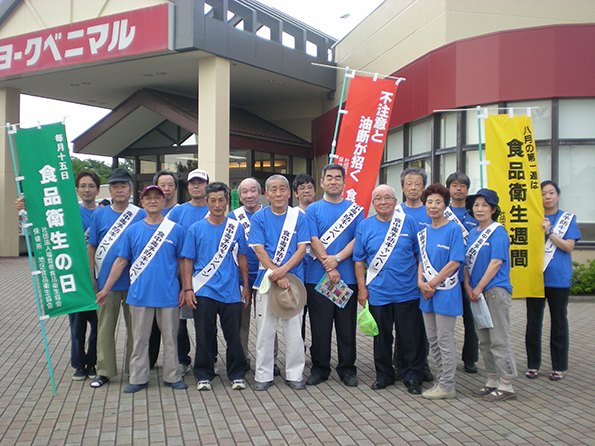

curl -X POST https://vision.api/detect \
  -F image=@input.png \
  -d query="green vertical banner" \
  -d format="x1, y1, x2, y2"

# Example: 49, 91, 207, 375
14, 123, 97, 318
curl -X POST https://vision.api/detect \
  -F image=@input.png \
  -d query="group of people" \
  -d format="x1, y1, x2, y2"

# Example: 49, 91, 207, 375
16, 163, 580, 399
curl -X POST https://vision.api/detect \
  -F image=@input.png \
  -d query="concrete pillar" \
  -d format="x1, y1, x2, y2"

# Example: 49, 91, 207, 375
198, 56, 230, 184
0, 88, 20, 257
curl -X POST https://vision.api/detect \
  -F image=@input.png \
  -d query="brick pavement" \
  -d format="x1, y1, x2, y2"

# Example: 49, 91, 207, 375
1, 256, 595, 446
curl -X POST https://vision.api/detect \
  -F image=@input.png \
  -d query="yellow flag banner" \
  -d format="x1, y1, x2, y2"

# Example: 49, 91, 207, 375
485, 114, 544, 298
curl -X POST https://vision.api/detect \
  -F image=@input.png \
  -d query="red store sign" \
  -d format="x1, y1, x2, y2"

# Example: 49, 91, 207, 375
0, 4, 171, 78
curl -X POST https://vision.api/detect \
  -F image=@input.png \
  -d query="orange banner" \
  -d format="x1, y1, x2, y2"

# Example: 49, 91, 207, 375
334, 75, 399, 215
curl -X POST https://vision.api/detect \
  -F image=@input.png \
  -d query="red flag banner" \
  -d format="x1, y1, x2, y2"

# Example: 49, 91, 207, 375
334, 75, 399, 215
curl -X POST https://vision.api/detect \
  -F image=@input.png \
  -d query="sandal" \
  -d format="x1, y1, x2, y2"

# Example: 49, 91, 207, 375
549, 371, 565, 381
525, 369, 539, 379
472, 386, 497, 397
90, 375, 109, 388
483, 389, 517, 401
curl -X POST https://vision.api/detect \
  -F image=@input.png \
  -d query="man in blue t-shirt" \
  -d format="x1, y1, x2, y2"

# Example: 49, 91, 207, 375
96, 185, 187, 394
88, 168, 145, 388
446, 171, 479, 374
248, 174, 310, 391
354, 185, 425, 394
182, 182, 250, 392
306, 164, 363, 388
167, 168, 210, 375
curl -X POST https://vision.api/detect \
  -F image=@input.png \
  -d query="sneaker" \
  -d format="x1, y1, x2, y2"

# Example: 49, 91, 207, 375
422, 385, 456, 400
214, 365, 219, 376
231, 379, 247, 390
72, 368, 86, 381
180, 364, 191, 376
197, 380, 212, 391
86, 366, 97, 380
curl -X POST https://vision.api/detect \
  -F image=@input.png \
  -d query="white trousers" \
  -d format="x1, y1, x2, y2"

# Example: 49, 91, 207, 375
254, 291, 305, 383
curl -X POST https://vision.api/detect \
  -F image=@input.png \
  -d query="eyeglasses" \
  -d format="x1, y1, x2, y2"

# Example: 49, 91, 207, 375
297, 184, 315, 192
372, 195, 396, 203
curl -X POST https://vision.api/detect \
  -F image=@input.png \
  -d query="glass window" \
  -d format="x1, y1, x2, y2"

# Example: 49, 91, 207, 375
386, 128, 403, 162
409, 158, 431, 185
466, 104, 497, 146
162, 153, 197, 175
385, 163, 403, 194
558, 144, 595, 223
139, 155, 157, 174
465, 150, 484, 193
293, 157, 307, 175
536, 146, 551, 183
559, 98, 595, 139
510, 100, 551, 140
253, 152, 272, 172
229, 149, 248, 190
273, 155, 289, 174
410, 119, 432, 156
440, 113, 457, 149
439, 153, 457, 184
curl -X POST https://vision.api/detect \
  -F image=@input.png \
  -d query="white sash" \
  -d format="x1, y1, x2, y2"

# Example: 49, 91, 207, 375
417, 227, 459, 290
366, 207, 406, 285
444, 207, 469, 244
94, 204, 140, 276
192, 219, 239, 293
260, 206, 300, 269
129, 218, 176, 284
543, 212, 573, 271
233, 205, 261, 240
313, 202, 363, 258
465, 222, 501, 275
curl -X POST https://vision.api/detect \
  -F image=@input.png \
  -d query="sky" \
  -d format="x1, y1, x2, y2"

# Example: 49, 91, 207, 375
18, 0, 384, 162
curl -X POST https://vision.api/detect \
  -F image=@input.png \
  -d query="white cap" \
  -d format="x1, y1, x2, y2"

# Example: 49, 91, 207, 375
187, 168, 209, 183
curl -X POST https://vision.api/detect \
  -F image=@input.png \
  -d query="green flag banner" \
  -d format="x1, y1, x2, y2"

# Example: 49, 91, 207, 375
14, 123, 97, 318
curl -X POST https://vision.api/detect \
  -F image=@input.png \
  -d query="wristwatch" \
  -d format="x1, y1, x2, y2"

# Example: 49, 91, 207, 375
335, 255, 342, 263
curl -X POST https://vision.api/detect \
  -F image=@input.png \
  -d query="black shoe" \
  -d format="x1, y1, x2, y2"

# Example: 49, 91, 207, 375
405, 380, 422, 395
371, 381, 389, 390
306, 374, 325, 386
342, 375, 358, 387
464, 362, 478, 374
274, 364, 281, 376
423, 367, 434, 382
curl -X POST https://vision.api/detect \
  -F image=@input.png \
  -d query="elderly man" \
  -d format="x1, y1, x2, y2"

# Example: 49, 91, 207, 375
354, 185, 425, 393
182, 182, 250, 391
248, 174, 310, 391
306, 163, 363, 387
445, 172, 479, 374
88, 168, 145, 388
229, 177, 264, 368
96, 185, 187, 393
167, 168, 210, 375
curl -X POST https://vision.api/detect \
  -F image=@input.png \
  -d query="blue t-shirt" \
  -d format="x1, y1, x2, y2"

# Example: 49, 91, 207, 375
88, 205, 146, 291
306, 199, 364, 285
167, 202, 209, 232
248, 206, 310, 287
79, 205, 95, 231
229, 205, 264, 288
401, 203, 432, 233
466, 224, 513, 294
182, 218, 248, 304
448, 205, 479, 280
544, 210, 581, 288
162, 204, 177, 217
118, 220, 185, 307
296, 207, 313, 281
353, 214, 421, 305
418, 221, 465, 316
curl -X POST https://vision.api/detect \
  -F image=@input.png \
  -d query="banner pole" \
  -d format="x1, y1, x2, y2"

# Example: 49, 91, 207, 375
477, 106, 484, 188
7, 123, 57, 395
329, 67, 354, 161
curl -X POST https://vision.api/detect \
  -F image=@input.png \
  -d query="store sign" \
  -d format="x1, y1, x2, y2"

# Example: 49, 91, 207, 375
0, 4, 170, 78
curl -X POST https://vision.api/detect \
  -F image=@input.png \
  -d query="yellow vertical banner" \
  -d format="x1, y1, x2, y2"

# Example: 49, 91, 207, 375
485, 114, 544, 298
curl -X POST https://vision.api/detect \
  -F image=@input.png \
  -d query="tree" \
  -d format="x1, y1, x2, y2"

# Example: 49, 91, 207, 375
71, 157, 133, 184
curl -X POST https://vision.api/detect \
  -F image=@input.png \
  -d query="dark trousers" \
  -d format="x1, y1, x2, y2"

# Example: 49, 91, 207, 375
178, 319, 191, 366
68, 310, 98, 370
306, 283, 358, 379
525, 287, 570, 371
193, 296, 247, 382
370, 300, 425, 384
461, 291, 479, 364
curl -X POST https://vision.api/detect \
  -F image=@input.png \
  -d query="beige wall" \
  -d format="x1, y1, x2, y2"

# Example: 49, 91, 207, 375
0, 0, 169, 38
332, 0, 595, 112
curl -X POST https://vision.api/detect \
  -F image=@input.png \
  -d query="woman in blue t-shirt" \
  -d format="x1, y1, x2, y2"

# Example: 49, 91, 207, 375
464, 189, 517, 401
525, 181, 581, 382
417, 183, 465, 400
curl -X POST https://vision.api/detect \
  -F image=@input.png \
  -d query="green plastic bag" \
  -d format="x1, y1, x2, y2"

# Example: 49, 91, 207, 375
357, 301, 379, 336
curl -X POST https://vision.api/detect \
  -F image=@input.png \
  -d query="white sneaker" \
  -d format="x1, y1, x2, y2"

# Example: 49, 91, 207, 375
180, 364, 191, 376
196, 380, 211, 391
422, 385, 456, 400
214, 365, 219, 375
231, 379, 246, 390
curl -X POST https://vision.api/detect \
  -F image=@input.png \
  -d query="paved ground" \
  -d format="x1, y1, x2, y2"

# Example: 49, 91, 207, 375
1, 256, 595, 446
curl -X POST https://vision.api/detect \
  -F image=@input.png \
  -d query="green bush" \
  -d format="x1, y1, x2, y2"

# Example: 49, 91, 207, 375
570, 259, 595, 295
